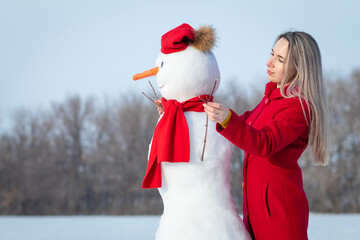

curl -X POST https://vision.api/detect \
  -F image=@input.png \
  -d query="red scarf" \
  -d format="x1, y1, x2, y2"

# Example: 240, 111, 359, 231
142, 95, 213, 188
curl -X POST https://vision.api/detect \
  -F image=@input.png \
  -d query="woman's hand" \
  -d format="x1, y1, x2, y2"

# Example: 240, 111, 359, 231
155, 100, 164, 116
203, 102, 230, 123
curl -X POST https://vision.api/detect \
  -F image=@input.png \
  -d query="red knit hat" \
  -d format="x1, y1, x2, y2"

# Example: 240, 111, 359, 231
161, 23, 195, 54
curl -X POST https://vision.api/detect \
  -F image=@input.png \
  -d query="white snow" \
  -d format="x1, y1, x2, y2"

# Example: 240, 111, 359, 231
0, 214, 359, 240
0, 215, 158, 240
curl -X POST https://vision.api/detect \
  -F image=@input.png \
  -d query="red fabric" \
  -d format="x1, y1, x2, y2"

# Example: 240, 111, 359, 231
161, 23, 195, 54
217, 82, 310, 240
142, 95, 212, 189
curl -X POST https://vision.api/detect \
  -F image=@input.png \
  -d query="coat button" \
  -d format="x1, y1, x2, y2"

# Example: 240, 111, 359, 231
242, 181, 245, 188
265, 98, 270, 104
248, 121, 252, 126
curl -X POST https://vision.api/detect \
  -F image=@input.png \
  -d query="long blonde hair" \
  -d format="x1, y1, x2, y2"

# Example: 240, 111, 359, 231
276, 31, 329, 166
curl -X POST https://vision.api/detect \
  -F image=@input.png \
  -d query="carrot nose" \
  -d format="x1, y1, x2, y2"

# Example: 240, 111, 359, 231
133, 67, 159, 81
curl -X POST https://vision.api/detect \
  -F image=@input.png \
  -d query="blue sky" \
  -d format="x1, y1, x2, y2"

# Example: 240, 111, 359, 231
1, 0, 359, 128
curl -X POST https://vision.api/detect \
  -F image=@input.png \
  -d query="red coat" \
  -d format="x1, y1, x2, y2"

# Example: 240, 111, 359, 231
217, 82, 310, 240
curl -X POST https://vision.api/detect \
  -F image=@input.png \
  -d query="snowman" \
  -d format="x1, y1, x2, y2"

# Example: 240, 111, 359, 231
133, 23, 251, 240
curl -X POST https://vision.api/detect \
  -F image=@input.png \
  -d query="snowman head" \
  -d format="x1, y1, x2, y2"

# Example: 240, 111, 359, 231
133, 24, 220, 102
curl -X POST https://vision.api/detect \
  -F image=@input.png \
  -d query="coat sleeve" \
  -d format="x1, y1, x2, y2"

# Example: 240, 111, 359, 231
217, 100, 309, 157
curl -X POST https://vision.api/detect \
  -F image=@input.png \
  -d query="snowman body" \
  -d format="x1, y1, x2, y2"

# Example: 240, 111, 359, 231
155, 112, 250, 240
151, 45, 251, 240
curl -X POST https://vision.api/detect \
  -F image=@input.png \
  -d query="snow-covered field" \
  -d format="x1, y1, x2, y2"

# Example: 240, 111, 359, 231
0, 213, 359, 240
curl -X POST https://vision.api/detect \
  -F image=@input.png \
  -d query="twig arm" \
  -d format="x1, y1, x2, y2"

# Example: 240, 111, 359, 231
200, 79, 218, 161
142, 92, 157, 105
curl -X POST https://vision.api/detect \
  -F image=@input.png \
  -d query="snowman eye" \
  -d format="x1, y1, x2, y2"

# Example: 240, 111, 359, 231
161, 61, 164, 68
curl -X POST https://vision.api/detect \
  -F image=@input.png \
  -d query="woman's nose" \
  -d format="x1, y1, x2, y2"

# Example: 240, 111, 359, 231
266, 57, 274, 68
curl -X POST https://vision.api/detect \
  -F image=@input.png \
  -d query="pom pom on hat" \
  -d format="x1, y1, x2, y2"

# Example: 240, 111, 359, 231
161, 23, 195, 54
161, 23, 216, 54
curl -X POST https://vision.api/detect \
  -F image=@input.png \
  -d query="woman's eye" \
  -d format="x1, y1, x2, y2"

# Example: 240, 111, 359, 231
279, 58, 284, 63
161, 61, 164, 68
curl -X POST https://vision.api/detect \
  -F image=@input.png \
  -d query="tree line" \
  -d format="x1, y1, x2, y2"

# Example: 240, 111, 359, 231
0, 70, 359, 215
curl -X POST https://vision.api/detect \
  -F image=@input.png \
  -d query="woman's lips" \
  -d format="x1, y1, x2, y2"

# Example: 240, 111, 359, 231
267, 70, 274, 75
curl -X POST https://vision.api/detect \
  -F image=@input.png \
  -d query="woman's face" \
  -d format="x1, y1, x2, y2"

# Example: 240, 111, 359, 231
266, 38, 289, 86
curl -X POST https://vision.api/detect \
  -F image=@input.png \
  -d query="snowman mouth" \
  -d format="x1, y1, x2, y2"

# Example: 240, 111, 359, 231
158, 83, 165, 89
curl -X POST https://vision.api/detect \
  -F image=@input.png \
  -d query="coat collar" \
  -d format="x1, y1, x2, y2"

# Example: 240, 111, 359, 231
264, 82, 290, 100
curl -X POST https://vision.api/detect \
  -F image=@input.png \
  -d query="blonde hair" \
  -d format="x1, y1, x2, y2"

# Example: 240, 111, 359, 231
276, 31, 329, 166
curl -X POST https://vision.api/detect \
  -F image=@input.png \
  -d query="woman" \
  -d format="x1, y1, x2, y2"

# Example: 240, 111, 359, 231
203, 31, 328, 239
